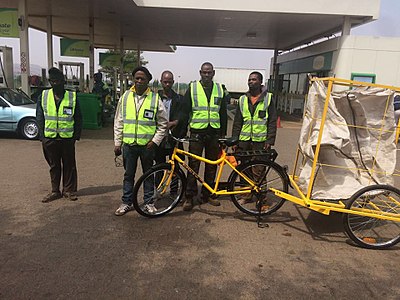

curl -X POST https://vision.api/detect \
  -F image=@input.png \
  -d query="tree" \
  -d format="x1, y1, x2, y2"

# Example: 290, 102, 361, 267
99, 49, 148, 76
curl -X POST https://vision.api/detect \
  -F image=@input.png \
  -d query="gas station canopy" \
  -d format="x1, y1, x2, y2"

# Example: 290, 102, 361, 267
1, 0, 380, 52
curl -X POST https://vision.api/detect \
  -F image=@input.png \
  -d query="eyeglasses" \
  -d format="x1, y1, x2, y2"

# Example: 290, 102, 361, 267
114, 155, 123, 167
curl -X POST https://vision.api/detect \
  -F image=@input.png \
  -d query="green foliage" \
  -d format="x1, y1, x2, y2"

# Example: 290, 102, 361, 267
99, 50, 147, 76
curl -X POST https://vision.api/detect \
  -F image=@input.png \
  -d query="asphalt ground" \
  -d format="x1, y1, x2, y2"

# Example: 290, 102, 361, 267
1, 119, 399, 299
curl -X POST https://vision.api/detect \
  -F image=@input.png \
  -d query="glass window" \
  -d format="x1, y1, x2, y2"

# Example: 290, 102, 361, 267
289, 74, 298, 93
297, 73, 307, 94
0, 88, 34, 106
351, 73, 376, 83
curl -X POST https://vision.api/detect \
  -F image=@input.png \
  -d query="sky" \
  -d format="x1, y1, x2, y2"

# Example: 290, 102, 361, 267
1, 0, 399, 83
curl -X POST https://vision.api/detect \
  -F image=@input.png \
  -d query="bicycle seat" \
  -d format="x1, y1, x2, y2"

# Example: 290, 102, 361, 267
218, 137, 239, 147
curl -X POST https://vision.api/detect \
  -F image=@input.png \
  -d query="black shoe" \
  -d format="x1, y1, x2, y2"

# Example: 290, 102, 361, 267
207, 198, 221, 206
63, 192, 78, 201
42, 192, 62, 203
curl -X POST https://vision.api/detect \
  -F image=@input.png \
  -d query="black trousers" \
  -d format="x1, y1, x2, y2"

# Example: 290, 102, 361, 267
42, 138, 77, 193
154, 142, 184, 165
185, 132, 219, 200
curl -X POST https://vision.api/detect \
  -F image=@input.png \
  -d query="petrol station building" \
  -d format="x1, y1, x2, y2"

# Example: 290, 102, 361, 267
2, 0, 397, 116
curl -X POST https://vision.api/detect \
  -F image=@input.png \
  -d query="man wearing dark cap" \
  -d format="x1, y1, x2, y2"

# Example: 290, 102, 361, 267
36, 67, 82, 203
114, 66, 168, 216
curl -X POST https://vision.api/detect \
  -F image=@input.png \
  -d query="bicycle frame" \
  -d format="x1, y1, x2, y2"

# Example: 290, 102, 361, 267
166, 145, 261, 197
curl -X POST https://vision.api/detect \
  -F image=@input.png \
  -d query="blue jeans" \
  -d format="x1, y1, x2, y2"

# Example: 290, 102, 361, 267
122, 144, 154, 205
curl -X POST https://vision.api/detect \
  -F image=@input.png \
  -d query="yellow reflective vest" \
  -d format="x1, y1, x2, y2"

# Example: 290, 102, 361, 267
121, 90, 159, 145
41, 89, 76, 138
239, 93, 272, 142
190, 81, 223, 129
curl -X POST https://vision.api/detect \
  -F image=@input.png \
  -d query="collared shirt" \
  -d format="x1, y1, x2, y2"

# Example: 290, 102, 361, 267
114, 87, 168, 147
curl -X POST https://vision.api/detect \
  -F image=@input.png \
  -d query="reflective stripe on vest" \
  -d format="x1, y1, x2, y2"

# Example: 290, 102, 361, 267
42, 89, 76, 138
190, 81, 223, 129
122, 90, 159, 145
239, 93, 272, 142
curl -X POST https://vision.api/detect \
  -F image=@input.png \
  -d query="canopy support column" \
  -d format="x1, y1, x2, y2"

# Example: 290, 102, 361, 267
18, 0, 30, 94
119, 37, 124, 93
46, 14, 53, 71
89, 16, 95, 92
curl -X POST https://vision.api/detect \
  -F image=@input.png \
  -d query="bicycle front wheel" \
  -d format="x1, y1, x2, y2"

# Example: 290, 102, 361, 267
228, 160, 288, 216
132, 163, 186, 218
343, 185, 400, 249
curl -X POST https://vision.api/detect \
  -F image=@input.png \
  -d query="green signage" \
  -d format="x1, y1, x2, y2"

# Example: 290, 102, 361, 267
279, 52, 333, 74
60, 38, 89, 57
0, 8, 18, 38
99, 53, 135, 72
99, 53, 121, 67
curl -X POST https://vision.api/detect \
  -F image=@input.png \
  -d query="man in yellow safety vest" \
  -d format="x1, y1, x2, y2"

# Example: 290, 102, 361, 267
37, 67, 82, 203
232, 71, 277, 204
114, 66, 168, 216
181, 62, 229, 211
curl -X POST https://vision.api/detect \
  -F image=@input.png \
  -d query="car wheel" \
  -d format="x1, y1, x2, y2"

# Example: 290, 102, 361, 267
20, 118, 39, 140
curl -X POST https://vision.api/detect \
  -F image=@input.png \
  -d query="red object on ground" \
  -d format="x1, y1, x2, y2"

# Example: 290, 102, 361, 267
277, 116, 282, 128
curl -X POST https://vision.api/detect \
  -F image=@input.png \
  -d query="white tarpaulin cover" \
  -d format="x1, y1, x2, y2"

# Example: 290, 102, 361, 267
297, 80, 396, 200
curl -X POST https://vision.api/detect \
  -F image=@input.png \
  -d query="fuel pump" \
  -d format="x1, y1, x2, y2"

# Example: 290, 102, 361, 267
0, 46, 14, 89
58, 61, 85, 92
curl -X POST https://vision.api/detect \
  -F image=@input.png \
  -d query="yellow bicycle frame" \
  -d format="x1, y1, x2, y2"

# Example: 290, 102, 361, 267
164, 145, 261, 197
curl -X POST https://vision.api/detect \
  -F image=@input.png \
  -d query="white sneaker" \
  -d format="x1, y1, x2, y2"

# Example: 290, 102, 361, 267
144, 203, 157, 214
115, 203, 133, 216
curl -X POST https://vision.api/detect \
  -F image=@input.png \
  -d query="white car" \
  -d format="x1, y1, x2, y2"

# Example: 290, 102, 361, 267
0, 88, 38, 140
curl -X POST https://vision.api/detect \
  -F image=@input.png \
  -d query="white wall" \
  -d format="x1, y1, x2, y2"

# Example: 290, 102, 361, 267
276, 35, 400, 87
334, 35, 400, 86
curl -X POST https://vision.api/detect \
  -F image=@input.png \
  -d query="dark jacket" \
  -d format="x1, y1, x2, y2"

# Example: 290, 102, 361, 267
157, 89, 188, 148
232, 90, 277, 145
182, 81, 228, 136
36, 89, 83, 141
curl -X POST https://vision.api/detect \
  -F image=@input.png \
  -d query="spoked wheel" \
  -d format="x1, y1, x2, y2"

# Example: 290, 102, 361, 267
20, 118, 39, 140
228, 160, 288, 216
132, 163, 186, 218
343, 185, 400, 249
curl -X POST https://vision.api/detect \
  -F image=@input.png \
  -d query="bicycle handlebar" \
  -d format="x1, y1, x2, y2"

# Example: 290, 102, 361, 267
168, 130, 239, 147
168, 130, 199, 143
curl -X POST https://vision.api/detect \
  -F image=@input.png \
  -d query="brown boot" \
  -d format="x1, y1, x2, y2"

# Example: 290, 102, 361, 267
207, 198, 221, 206
183, 197, 193, 211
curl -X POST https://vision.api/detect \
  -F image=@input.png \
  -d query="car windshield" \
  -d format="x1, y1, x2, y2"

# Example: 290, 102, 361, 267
0, 88, 35, 106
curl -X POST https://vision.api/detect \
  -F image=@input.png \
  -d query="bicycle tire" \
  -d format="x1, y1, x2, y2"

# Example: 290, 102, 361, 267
343, 184, 400, 249
228, 160, 288, 217
132, 163, 186, 218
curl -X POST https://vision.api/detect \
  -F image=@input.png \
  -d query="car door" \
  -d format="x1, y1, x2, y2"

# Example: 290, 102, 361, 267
0, 98, 13, 131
